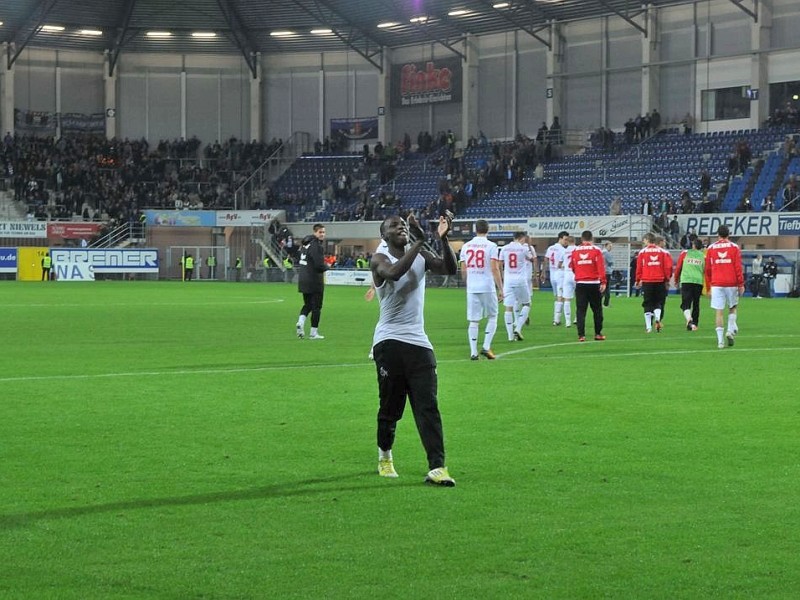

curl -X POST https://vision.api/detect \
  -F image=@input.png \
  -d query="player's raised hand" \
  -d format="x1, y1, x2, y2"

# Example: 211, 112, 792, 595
407, 211, 426, 242
438, 210, 454, 238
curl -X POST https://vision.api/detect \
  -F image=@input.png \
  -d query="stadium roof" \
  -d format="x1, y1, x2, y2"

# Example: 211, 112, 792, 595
1, 1, 742, 76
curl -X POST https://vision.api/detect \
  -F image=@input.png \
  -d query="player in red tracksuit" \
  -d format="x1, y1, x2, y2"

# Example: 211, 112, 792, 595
635, 232, 673, 333
569, 230, 607, 342
705, 224, 744, 349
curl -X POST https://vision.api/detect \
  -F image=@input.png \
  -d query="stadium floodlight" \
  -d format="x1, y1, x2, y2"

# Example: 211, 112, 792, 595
310, 29, 333, 35
146, 31, 172, 38
377, 22, 400, 29
448, 10, 470, 17
492, 2, 510, 8
270, 31, 296, 37
41, 25, 66, 32
409, 16, 429, 24
191, 32, 217, 38
79, 29, 103, 36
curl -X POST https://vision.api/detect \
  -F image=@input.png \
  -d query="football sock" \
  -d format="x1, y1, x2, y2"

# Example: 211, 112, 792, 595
297, 314, 307, 328
310, 327, 318, 336
716, 327, 724, 345
645, 312, 653, 329
516, 305, 531, 333
468, 322, 479, 355
683, 308, 692, 323
727, 313, 737, 334
504, 312, 515, 338
554, 301, 563, 323
379, 448, 392, 460
563, 302, 572, 324
484, 317, 498, 349
654, 308, 662, 322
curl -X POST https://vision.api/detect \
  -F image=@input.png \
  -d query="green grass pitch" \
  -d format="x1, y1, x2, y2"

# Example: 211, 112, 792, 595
1, 280, 799, 599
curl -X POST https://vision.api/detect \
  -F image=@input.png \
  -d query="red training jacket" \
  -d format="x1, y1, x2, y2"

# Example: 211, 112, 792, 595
705, 239, 744, 287
636, 245, 673, 285
569, 242, 607, 285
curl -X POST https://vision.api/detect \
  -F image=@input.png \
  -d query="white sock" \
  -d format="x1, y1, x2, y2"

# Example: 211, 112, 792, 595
379, 448, 392, 460
716, 327, 724, 344
504, 311, 515, 338
484, 317, 498, 350
310, 327, 318, 336
297, 314, 307, 328
683, 309, 692, 323
645, 313, 653, 329
468, 322, 479, 355
563, 302, 572, 323
654, 308, 662, 322
516, 305, 531, 333
727, 313, 738, 334
554, 301, 563, 323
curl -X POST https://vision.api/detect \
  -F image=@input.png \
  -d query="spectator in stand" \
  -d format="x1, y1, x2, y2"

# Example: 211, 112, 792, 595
609, 196, 623, 216
763, 195, 776, 212
700, 169, 711, 195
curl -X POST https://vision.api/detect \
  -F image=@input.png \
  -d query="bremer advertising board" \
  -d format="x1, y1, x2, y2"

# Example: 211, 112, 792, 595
391, 57, 462, 108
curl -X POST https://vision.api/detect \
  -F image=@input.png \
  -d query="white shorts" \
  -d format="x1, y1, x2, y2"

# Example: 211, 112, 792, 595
710, 286, 739, 310
550, 271, 563, 297
503, 280, 531, 307
467, 292, 499, 321
561, 272, 576, 299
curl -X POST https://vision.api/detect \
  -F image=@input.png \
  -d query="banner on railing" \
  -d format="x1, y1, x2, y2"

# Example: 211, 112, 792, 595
0, 248, 17, 273
145, 210, 217, 227
215, 210, 286, 227
391, 57, 462, 108
330, 117, 378, 141
325, 269, 373, 286
50, 248, 159, 273
60, 112, 105, 135
47, 222, 103, 241
14, 109, 57, 136
678, 212, 800, 237
0, 221, 48, 238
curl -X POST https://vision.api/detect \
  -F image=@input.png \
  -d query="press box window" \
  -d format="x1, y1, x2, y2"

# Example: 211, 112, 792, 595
701, 86, 752, 121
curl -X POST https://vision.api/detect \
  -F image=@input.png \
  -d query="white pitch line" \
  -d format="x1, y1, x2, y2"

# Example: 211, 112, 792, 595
4, 299, 286, 308
1, 334, 798, 384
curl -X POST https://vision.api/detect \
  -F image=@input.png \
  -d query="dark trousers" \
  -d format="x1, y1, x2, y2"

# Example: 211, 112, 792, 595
680, 283, 703, 327
641, 282, 667, 314
603, 274, 612, 306
300, 291, 324, 327
374, 340, 445, 470
576, 283, 604, 337
42, 268, 50, 281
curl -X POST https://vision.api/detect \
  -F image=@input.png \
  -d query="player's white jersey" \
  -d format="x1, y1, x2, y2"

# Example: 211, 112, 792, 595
545, 243, 565, 274
562, 244, 577, 277
500, 241, 531, 282
460, 235, 499, 294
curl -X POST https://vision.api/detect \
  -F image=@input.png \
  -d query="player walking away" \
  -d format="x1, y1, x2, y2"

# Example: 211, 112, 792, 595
635, 232, 673, 333
519, 235, 538, 325
460, 220, 504, 360
544, 231, 568, 325
500, 232, 534, 341
561, 235, 577, 327
371, 212, 458, 486
569, 230, 607, 341
674, 237, 706, 331
296, 223, 329, 339
601, 241, 614, 307
705, 225, 744, 348
41, 252, 52, 281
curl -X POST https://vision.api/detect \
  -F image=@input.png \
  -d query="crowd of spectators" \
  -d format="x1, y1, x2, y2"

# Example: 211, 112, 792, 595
1, 133, 282, 223
765, 102, 800, 127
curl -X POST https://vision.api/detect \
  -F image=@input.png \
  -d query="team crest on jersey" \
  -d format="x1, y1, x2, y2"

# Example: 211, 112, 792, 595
718, 251, 728, 259
379, 366, 389, 378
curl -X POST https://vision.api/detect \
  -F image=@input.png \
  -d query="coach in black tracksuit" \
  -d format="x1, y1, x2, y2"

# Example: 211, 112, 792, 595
295, 223, 329, 339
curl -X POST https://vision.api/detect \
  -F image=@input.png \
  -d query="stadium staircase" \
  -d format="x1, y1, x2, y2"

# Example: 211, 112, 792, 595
90, 222, 146, 248
0, 189, 27, 220
461, 127, 797, 219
